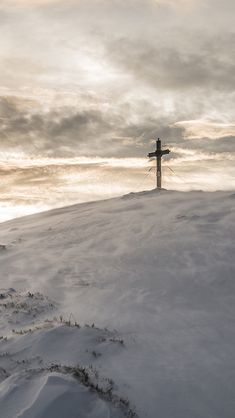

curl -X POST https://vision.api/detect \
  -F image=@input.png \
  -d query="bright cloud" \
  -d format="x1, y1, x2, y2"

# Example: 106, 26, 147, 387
176, 120, 235, 140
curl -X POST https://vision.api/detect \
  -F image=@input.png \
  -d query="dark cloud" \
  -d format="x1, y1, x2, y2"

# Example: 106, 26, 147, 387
106, 34, 235, 91
0, 96, 185, 157
180, 136, 235, 154
1, 95, 234, 160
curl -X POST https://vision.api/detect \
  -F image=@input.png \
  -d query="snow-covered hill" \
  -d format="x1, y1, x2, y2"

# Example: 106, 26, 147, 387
0, 189, 234, 418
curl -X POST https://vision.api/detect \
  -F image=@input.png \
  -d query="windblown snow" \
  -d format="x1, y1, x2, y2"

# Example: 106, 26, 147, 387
0, 189, 234, 418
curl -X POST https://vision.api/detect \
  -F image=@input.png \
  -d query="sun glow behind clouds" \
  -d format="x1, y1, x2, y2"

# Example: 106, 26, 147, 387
1, 152, 235, 223
0, 155, 147, 168
0, 156, 150, 222
76, 55, 121, 86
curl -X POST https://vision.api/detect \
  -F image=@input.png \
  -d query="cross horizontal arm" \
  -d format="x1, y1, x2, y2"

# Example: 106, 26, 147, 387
161, 149, 170, 155
148, 149, 170, 158
148, 152, 157, 158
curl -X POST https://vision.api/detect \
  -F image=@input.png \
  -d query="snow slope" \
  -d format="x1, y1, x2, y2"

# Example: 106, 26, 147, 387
0, 189, 235, 418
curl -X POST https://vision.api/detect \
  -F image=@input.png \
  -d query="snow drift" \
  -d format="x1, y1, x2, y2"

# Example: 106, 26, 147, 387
0, 189, 234, 418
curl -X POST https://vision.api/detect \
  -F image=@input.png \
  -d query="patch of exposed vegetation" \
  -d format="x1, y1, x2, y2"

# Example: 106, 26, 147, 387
47, 363, 138, 417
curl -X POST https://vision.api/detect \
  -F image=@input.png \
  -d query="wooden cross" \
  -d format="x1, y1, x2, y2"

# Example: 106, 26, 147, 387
148, 138, 170, 189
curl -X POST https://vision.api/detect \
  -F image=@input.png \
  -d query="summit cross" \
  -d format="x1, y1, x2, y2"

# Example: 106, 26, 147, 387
148, 138, 170, 189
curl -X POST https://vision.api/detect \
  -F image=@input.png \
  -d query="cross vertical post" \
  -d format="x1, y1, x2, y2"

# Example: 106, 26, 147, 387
156, 138, 162, 189
148, 138, 170, 189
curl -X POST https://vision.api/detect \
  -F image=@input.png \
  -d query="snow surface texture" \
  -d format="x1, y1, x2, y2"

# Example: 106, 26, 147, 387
0, 189, 235, 418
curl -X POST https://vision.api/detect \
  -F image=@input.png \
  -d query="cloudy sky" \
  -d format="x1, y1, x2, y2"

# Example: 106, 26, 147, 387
0, 0, 234, 221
